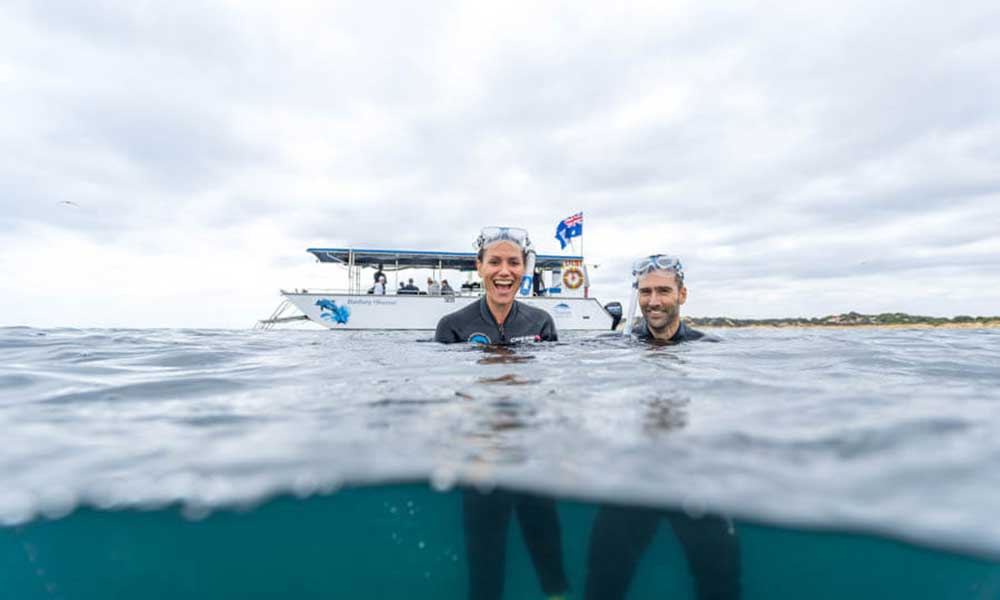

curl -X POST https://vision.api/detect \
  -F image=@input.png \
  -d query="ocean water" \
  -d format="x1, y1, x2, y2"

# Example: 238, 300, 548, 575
1, 326, 999, 598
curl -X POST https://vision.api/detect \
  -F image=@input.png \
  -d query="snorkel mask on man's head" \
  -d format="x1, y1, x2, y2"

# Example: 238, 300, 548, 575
623, 254, 685, 337
631, 254, 684, 286
474, 226, 536, 296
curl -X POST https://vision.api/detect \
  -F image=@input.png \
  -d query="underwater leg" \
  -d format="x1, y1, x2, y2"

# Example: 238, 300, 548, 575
583, 504, 661, 600
665, 511, 742, 600
463, 489, 515, 600
514, 493, 570, 597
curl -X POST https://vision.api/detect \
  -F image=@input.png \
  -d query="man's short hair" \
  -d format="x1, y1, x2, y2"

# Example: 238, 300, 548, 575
639, 269, 684, 288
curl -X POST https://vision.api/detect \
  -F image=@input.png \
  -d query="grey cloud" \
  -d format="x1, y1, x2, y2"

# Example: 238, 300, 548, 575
288, 199, 473, 251
0, 3, 285, 238
556, 3, 1000, 228
65, 101, 268, 192
0, 96, 273, 235
4, 0, 1000, 324
10, 0, 256, 69
692, 236, 1000, 284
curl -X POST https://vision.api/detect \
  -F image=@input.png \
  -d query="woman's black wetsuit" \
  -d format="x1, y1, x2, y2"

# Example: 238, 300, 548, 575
435, 298, 568, 600
435, 297, 557, 345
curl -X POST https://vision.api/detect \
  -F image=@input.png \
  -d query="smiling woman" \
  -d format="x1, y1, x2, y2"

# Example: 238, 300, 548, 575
433, 227, 557, 345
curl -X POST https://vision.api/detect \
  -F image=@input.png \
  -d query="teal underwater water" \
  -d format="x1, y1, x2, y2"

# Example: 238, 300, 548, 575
2, 326, 1000, 598
3, 484, 999, 599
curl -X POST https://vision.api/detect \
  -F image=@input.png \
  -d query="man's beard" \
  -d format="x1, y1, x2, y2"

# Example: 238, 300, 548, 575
645, 303, 679, 332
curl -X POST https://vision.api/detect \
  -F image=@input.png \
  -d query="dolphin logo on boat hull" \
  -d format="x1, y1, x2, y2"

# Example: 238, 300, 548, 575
315, 299, 350, 324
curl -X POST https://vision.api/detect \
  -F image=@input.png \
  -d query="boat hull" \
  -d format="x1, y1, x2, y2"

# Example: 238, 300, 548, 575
282, 292, 613, 331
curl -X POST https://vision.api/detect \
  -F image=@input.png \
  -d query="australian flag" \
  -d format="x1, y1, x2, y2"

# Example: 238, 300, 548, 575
554, 212, 583, 249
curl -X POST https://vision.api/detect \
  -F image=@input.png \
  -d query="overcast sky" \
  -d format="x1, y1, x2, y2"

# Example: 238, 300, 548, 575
2, 0, 998, 328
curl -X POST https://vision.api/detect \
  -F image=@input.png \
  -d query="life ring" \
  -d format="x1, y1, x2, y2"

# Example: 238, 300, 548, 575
562, 266, 584, 289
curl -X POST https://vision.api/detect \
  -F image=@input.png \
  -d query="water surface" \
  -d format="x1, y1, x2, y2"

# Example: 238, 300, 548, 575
1, 326, 999, 597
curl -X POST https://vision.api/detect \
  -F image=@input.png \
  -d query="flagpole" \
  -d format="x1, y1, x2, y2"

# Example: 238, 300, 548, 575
580, 212, 585, 297
580, 212, 584, 260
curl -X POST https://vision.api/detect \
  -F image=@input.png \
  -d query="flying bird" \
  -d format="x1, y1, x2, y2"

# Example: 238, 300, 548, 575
58, 200, 80, 208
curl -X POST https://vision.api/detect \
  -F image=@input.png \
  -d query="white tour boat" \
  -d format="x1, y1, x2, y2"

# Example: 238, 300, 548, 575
257, 247, 621, 331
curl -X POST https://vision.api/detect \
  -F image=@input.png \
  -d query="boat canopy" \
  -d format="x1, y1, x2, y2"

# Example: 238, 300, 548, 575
306, 248, 583, 271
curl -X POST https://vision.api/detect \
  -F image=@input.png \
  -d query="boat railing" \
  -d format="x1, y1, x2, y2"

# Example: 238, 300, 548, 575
281, 288, 484, 298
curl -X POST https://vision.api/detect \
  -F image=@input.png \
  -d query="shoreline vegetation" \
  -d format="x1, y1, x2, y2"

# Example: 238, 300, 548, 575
686, 312, 1000, 329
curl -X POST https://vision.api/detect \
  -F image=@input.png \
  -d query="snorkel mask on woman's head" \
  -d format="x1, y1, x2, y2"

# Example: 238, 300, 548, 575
623, 254, 685, 337
474, 226, 532, 253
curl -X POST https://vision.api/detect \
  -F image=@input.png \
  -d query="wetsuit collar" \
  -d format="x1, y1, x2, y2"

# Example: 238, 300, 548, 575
479, 296, 519, 327
641, 319, 687, 342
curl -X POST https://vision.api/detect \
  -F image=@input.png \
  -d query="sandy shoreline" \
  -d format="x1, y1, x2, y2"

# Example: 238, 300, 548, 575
692, 321, 1000, 330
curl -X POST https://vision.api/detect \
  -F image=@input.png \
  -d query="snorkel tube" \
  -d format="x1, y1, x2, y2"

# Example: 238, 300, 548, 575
622, 276, 639, 337
519, 248, 536, 296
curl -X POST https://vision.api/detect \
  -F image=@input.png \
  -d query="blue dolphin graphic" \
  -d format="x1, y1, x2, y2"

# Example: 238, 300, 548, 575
315, 299, 350, 324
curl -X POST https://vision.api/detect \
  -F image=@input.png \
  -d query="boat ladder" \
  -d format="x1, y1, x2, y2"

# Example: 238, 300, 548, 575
255, 299, 308, 330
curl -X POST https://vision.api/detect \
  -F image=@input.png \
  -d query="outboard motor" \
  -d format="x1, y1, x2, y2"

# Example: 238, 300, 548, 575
604, 301, 623, 331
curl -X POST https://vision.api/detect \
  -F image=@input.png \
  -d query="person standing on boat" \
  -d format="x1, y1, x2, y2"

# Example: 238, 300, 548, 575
435, 227, 568, 600
584, 255, 740, 600
532, 267, 546, 296
373, 263, 386, 284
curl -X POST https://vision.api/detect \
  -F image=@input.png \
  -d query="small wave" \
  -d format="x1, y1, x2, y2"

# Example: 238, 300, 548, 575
40, 377, 245, 405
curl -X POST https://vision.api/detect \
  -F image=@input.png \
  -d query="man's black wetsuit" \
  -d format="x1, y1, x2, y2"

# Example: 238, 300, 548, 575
436, 298, 567, 600
632, 319, 707, 342
435, 297, 557, 344
585, 504, 740, 600
586, 319, 740, 600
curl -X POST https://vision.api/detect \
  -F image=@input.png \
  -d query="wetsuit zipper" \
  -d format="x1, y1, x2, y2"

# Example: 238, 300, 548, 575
480, 297, 514, 344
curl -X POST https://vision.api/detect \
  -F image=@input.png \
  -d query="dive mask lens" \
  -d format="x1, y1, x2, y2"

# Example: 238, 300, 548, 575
477, 227, 530, 250
631, 255, 683, 279
631, 256, 653, 276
